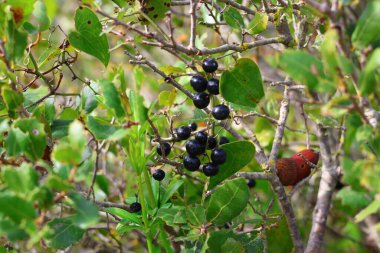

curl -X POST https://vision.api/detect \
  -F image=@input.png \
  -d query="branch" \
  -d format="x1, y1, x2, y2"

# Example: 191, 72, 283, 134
189, 0, 198, 49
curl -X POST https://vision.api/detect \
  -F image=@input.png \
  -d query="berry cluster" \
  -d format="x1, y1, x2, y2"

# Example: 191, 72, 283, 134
191, 58, 230, 121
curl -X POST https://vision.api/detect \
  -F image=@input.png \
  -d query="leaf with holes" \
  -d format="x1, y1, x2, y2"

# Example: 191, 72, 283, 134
68, 7, 109, 66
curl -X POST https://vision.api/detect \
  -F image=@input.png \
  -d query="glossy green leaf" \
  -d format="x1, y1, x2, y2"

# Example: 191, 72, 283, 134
0, 193, 37, 223
359, 49, 380, 95
278, 50, 325, 90
220, 58, 264, 108
68, 7, 110, 66
45, 218, 84, 249
6, 0, 34, 25
87, 116, 119, 140
223, 7, 244, 30
140, 0, 171, 22
96, 175, 109, 195
33, 1, 50, 31
209, 141, 255, 188
129, 90, 147, 123
355, 200, 380, 223
248, 12, 268, 34
157, 207, 187, 226
208, 230, 263, 253
105, 207, 142, 225
221, 238, 245, 253
336, 187, 370, 209
100, 80, 125, 118
67, 193, 99, 229
5, 128, 29, 158
206, 178, 249, 225
4, 17, 28, 62
2, 86, 24, 113
351, 0, 380, 49
51, 119, 72, 139
0, 220, 28, 241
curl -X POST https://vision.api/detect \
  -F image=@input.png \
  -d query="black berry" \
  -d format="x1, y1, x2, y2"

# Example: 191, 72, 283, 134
207, 78, 219, 95
183, 155, 201, 171
186, 140, 205, 156
202, 58, 218, 73
193, 92, 210, 109
203, 163, 219, 176
247, 179, 256, 188
190, 75, 207, 92
211, 148, 227, 164
153, 169, 165, 181
189, 122, 197, 131
212, 105, 230, 120
157, 142, 171, 156
219, 136, 229, 145
207, 136, 217, 150
176, 126, 191, 140
130, 202, 142, 213
195, 131, 208, 145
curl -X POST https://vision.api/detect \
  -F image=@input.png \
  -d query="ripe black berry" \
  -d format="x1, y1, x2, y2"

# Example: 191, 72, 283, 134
153, 169, 165, 181
207, 78, 219, 95
193, 92, 210, 109
130, 202, 142, 213
203, 163, 219, 176
190, 75, 207, 92
207, 136, 217, 150
211, 148, 227, 164
183, 155, 201, 171
219, 136, 229, 145
202, 58, 218, 73
212, 105, 230, 120
247, 179, 256, 188
176, 126, 191, 140
186, 140, 205, 156
189, 122, 197, 131
195, 131, 208, 145
157, 142, 171, 156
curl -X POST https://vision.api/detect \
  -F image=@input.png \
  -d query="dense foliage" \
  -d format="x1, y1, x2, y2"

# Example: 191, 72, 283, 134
0, 0, 379, 252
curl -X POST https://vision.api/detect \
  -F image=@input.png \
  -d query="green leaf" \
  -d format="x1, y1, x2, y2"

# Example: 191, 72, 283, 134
159, 89, 177, 107
129, 90, 147, 123
67, 193, 99, 229
220, 58, 264, 108
100, 80, 125, 118
157, 207, 187, 226
6, 0, 34, 25
278, 50, 325, 90
221, 238, 245, 253
208, 230, 263, 253
223, 7, 244, 30
1, 86, 24, 113
4, 17, 28, 63
161, 179, 184, 205
96, 175, 109, 195
247, 12, 268, 34
355, 200, 380, 223
209, 141, 255, 188
45, 218, 84, 249
2, 163, 38, 195
206, 178, 249, 225
68, 7, 110, 66
186, 204, 206, 226
104, 207, 142, 225
0, 220, 28, 241
87, 116, 119, 140
13, 118, 47, 161
33, 0, 50, 31
5, 128, 29, 157
0, 193, 37, 223
359, 48, 380, 95
140, 0, 171, 22
336, 187, 371, 209
351, 0, 380, 49
51, 119, 72, 139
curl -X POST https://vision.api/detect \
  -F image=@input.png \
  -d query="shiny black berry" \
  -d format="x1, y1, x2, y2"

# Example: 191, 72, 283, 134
212, 105, 230, 120
153, 169, 165, 181
130, 202, 142, 213
247, 179, 256, 188
193, 92, 210, 109
195, 131, 208, 145
211, 148, 227, 164
207, 78, 219, 95
203, 163, 219, 176
183, 155, 201, 171
190, 75, 208, 92
186, 140, 205, 156
157, 142, 171, 156
176, 126, 191, 140
189, 122, 197, 131
219, 136, 229, 145
207, 136, 217, 150
202, 58, 218, 73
